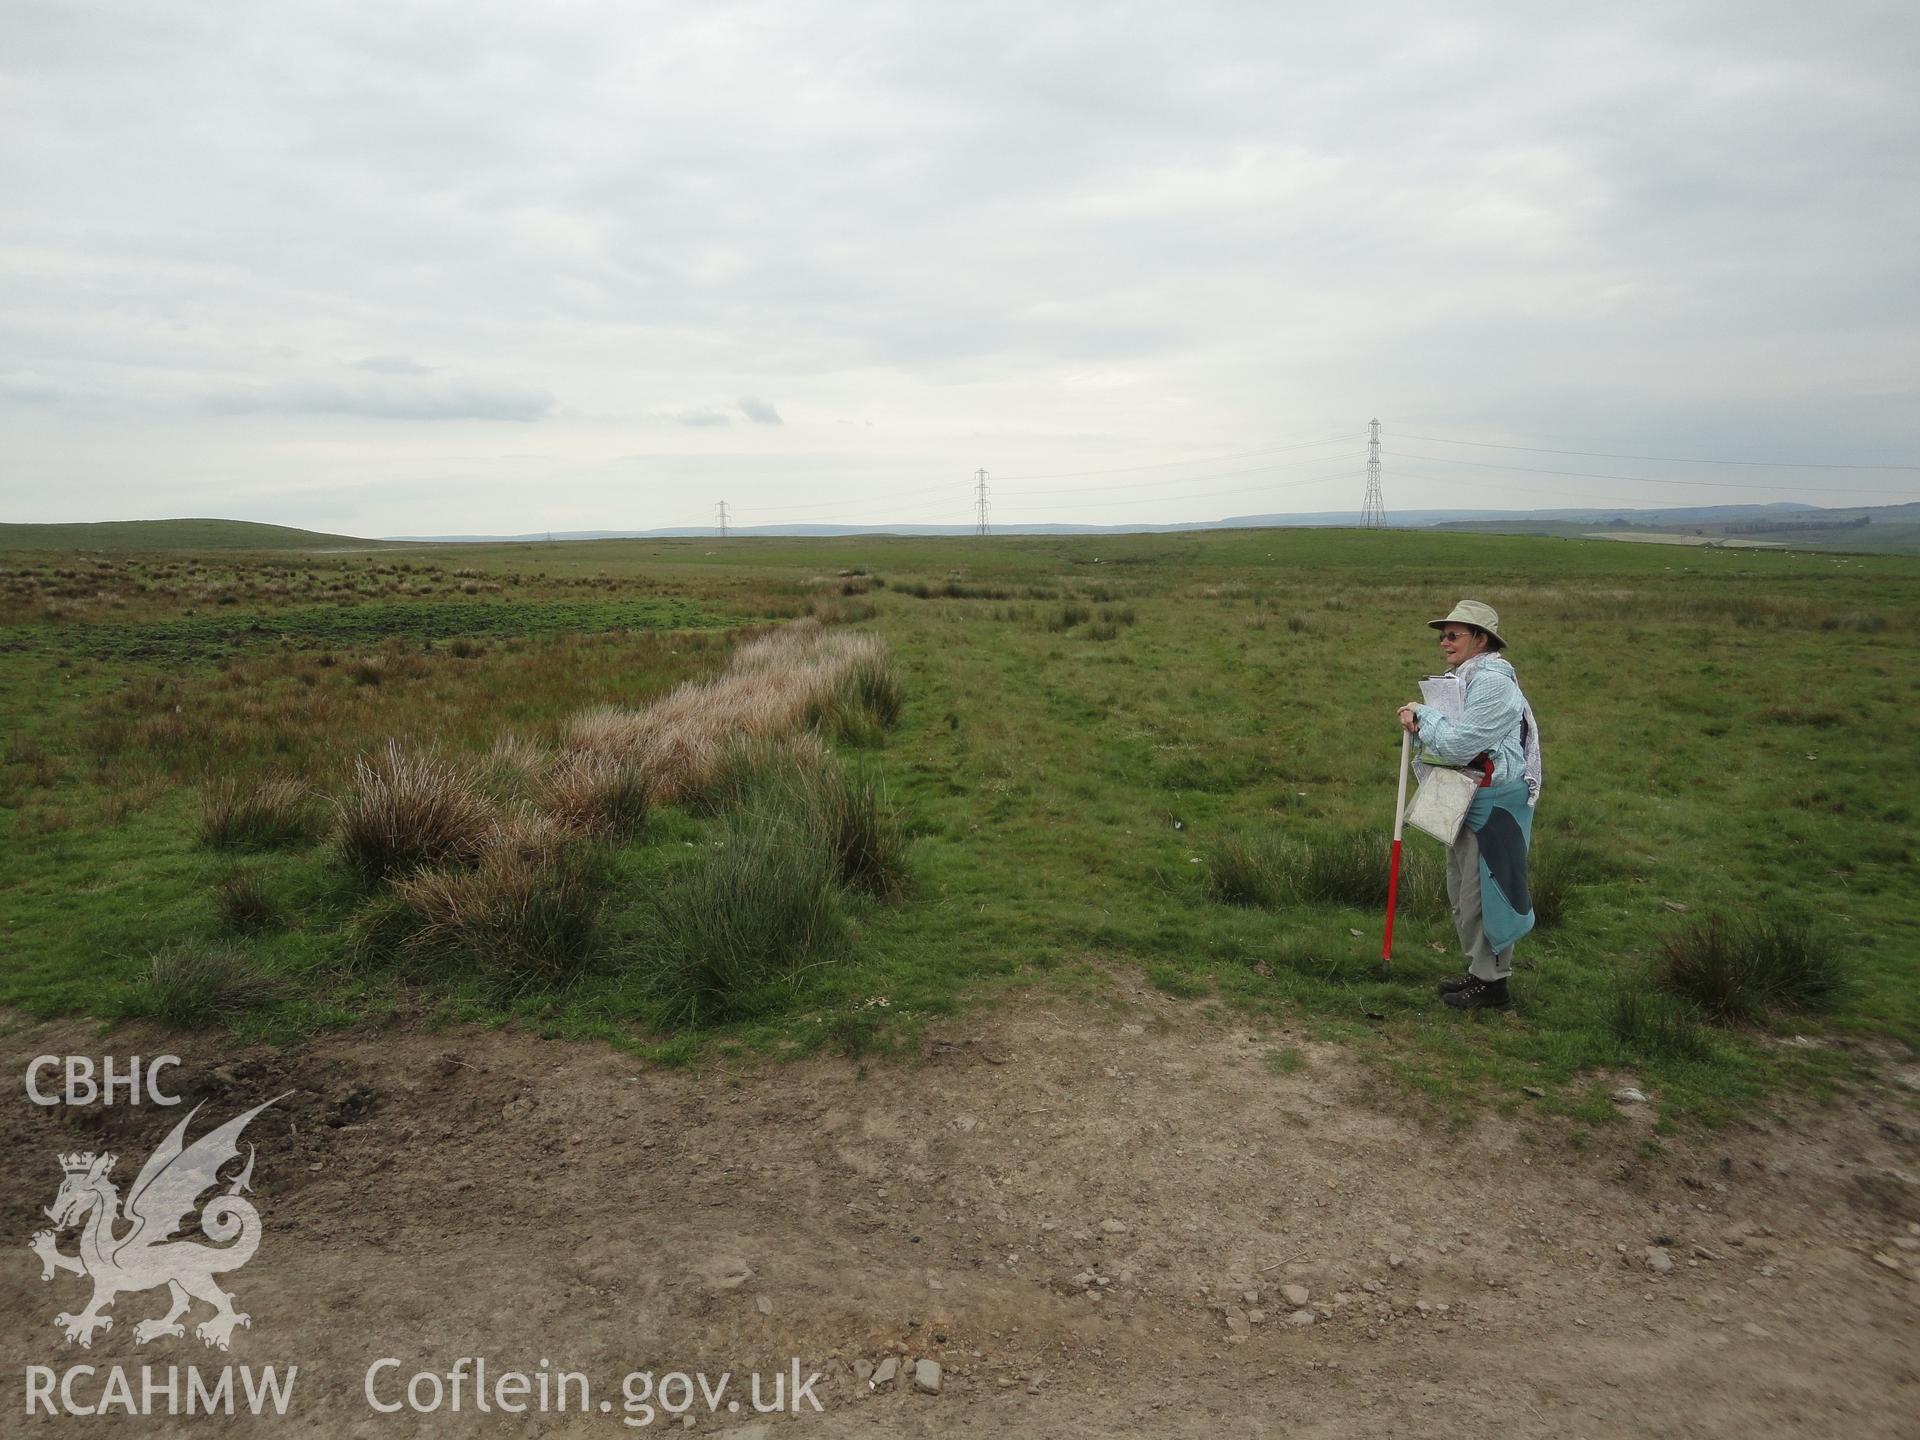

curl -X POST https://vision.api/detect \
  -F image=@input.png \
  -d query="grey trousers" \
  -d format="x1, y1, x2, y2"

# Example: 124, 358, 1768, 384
1447, 826, 1514, 981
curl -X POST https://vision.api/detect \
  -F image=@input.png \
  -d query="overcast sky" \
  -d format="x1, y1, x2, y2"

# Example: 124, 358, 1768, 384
3, 0, 1916, 536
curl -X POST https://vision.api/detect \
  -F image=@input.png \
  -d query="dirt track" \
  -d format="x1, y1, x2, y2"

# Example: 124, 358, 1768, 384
4, 996, 1917, 1437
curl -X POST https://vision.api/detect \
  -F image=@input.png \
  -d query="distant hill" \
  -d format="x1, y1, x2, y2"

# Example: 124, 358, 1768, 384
12, 501, 1917, 556
389, 500, 1920, 553
0, 519, 401, 552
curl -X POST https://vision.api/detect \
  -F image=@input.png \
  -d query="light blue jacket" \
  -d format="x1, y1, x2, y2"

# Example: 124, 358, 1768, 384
1412, 653, 1527, 787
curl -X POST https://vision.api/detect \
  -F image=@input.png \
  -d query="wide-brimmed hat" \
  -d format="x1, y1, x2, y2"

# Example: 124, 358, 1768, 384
1429, 599, 1507, 648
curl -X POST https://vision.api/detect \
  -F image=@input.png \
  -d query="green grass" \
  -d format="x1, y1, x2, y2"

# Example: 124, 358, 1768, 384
1605, 980, 1717, 1062
2, 526, 1916, 1129
1263, 1044, 1308, 1074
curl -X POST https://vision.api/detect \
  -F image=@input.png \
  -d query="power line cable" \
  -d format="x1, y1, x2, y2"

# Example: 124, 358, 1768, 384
1001, 453, 1360, 499
995, 469, 1360, 514
994, 432, 1354, 481
739, 497, 974, 527
724, 476, 972, 513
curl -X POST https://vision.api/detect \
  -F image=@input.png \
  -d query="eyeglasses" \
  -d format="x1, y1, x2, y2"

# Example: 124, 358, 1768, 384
1438, 631, 1472, 643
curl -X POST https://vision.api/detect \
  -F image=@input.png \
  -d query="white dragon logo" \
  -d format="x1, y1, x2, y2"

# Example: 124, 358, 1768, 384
29, 1096, 286, 1351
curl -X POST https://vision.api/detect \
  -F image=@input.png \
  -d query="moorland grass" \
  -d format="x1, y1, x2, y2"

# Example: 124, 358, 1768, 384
0, 518, 400, 552
325, 629, 908, 1005
569, 620, 904, 800
4, 527, 1916, 1128
537, 750, 649, 838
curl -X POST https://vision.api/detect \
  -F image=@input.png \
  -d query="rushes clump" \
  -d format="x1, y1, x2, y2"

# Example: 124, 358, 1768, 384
1208, 829, 1440, 916
125, 943, 281, 1027
214, 869, 287, 934
335, 741, 494, 884
839, 651, 904, 732
799, 759, 912, 899
1819, 612, 1886, 633
199, 775, 320, 849
1290, 830, 1411, 908
695, 736, 910, 897
639, 807, 848, 1025
1657, 913, 1846, 1022
1527, 838, 1606, 930
691, 733, 835, 816
477, 732, 550, 801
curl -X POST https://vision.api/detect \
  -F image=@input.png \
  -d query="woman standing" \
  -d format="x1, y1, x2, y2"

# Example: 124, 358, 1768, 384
1395, 601, 1540, 1011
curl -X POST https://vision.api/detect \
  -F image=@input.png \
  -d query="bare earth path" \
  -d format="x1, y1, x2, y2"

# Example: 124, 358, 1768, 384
4, 995, 1916, 1437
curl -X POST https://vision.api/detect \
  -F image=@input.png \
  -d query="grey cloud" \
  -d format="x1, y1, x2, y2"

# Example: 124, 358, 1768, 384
2, 1, 1914, 530
0, 373, 62, 406
353, 355, 433, 375
207, 378, 553, 422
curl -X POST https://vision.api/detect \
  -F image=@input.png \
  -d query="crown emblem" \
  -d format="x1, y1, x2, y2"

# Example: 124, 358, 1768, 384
59, 1152, 111, 1176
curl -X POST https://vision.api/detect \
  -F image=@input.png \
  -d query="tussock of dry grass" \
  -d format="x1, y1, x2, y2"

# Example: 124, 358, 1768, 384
385, 844, 606, 993
537, 750, 648, 837
566, 621, 902, 803
335, 741, 495, 883
482, 807, 575, 865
